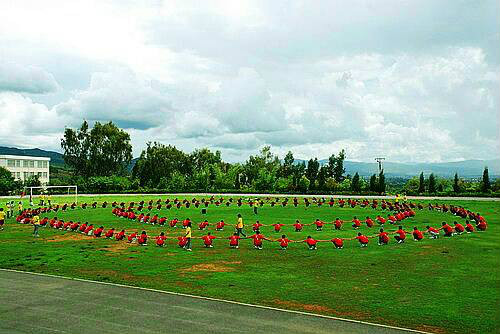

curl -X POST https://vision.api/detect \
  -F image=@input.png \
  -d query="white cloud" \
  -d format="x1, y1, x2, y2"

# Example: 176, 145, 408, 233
0, 62, 59, 94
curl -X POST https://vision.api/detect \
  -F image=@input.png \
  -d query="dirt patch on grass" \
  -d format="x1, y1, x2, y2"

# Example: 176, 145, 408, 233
180, 261, 242, 273
77, 268, 135, 281
99, 242, 134, 254
272, 299, 370, 320
46, 234, 87, 242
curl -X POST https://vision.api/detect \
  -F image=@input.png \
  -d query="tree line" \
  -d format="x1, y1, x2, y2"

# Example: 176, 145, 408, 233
0, 121, 497, 195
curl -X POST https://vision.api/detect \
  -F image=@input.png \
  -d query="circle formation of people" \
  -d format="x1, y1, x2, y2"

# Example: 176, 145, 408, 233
13, 196, 488, 252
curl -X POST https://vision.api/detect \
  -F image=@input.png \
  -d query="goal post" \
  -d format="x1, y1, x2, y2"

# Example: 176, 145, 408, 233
25, 185, 78, 206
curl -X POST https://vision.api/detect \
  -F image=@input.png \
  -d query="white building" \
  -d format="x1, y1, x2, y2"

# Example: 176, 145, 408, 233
0, 155, 50, 184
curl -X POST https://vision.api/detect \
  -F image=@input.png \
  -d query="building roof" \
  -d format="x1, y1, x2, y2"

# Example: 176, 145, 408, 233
0, 155, 51, 161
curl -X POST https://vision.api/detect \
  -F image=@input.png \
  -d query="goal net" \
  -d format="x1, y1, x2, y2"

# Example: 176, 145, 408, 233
25, 185, 78, 206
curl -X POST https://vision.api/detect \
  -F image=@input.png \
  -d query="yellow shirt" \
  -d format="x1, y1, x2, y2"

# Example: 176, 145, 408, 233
185, 227, 192, 238
32, 215, 40, 225
18, 204, 23, 211
0, 211, 5, 220
237, 217, 243, 228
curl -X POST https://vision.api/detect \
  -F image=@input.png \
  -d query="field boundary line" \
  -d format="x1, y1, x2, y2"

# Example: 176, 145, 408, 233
0, 268, 432, 334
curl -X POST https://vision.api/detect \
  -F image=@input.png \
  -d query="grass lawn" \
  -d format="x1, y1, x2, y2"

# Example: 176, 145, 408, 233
1, 195, 498, 334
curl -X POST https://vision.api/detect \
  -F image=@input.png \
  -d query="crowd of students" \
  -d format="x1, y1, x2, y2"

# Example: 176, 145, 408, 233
12, 197, 488, 251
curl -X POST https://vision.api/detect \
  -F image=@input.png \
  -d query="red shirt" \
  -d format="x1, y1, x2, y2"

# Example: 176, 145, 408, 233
116, 231, 125, 240
182, 219, 190, 227
178, 236, 187, 247
253, 223, 263, 231
331, 238, 343, 247
356, 235, 369, 244
305, 238, 317, 246
454, 224, 465, 232
84, 225, 93, 234
396, 229, 406, 239
250, 234, 265, 246
229, 235, 240, 246
334, 219, 343, 228
314, 220, 324, 227
105, 229, 114, 238
156, 235, 166, 246
378, 232, 389, 243
388, 215, 396, 222
443, 224, 453, 234
70, 222, 79, 230
216, 221, 225, 229
465, 223, 475, 232
293, 223, 303, 230
202, 235, 216, 246
413, 230, 424, 240
278, 238, 290, 247
170, 219, 178, 227
377, 217, 386, 224
352, 219, 361, 227
273, 224, 284, 231
477, 221, 487, 231
365, 218, 374, 227
428, 227, 439, 234
128, 233, 137, 242
199, 221, 209, 229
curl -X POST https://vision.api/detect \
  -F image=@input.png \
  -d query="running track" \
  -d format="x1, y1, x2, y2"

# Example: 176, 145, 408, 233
0, 269, 429, 334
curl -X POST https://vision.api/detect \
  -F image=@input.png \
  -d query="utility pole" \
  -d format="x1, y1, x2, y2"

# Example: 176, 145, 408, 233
375, 157, 385, 173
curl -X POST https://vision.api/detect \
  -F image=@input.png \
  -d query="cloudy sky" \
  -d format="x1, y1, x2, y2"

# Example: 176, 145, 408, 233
0, 0, 498, 163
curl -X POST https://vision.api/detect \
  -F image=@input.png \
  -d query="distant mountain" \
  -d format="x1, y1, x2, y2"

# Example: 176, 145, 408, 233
0, 146, 65, 166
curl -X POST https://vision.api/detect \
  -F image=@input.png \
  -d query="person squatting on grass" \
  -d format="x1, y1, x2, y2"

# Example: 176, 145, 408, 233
201, 232, 216, 248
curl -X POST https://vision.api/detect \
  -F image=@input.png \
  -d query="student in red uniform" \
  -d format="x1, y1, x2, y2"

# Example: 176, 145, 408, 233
365, 217, 374, 228
465, 220, 475, 233
330, 237, 344, 249
355, 233, 369, 247
115, 229, 126, 241
105, 228, 115, 238
454, 221, 465, 235
376, 215, 386, 225
182, 218, 190, 228
304, 236, 318, 250
198, 220, 209, 230
70, 221, 80, 231
314, 219, 324, 231
229, 233, 241, 249
333, 218, 343, 230
156, 232, 167, 247
441, 222, 454, 237
277, 235, 291, 250
79, 222, 87, 233
84, 224, 94, 235
137, 231, 148, 245
352, 216, 361, 229
63, 221, 71, 230
252, 221, 263, 232
178, 236, 187, 248
249, 230, 266, 250
169, 218, 178, 228
216, 220, 225, 231
293, 220, 303, 232
426, 226, 440, 239
128, 232, 138, 243
201, 232, 216, 248
394, 226, 406, 243
476, 219, 487, 231
412, 227, 424, 241
93, 226, 104, 237
388, 214, 397, 224
378, 228, 389, 245
273, 223, 285, 232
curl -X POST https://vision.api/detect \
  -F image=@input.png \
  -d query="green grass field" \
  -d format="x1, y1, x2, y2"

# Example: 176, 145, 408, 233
1, 195, 498, 334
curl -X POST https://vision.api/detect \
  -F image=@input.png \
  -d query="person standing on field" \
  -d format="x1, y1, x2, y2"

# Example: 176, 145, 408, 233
32, 212, 40, 237
184, 221, 192, 251
236, 213, 246, 237
0, 208, 5, 231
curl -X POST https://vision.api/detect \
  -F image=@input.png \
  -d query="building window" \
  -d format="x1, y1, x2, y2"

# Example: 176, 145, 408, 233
24, 172, 29, 179
43, 161, 48, 168
29, 160, 35, 168
29, 172, 34, 177
43, 172, 48, 178
37, 172, 43, 177
23, 160, 29, 168
16, 160, 21, 167
16, 172, 21, 179
7, 159, 15, 167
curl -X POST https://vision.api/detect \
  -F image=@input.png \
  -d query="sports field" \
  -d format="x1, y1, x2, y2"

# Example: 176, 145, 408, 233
0, 195, 498, 334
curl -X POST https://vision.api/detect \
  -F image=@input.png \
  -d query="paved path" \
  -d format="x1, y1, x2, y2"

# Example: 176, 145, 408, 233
0, 269, 427, 334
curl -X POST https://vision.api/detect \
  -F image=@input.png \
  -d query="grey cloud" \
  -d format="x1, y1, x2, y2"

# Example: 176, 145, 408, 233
0, 62, 59, 94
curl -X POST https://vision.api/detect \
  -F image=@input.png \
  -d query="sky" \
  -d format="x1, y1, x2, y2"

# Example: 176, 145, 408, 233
0, 0, 498, 163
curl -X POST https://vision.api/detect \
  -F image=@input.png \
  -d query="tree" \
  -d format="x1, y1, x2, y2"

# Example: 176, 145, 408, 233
377, 170, 386, 194
297, 175, 310, 193
305, 158, 320, 189
24, 175, 41, 188
351, 172, 361, 192
428, 173, 436, 193
369, 174, 377, 192
0, 167, 19, 195
403, 177, 420, 193
190, 148, 222, 172
317, 166, 328, 191
61, 121, 133, 177
418, 172, 425, 193
481, 167, 491, 192
279, 151, 295, 178
326, 149, 346, 182
453, 173, 460, 193
132, 142, 191, 187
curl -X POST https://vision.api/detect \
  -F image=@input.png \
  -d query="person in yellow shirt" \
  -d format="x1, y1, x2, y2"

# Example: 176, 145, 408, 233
48, 195, 52, 206
0, 208, 5, 230
40, 194, 45, 206
32, 214, 40, 237
18, 202, 23, 215
184, 221, 192, 251
236, 213, 246, 237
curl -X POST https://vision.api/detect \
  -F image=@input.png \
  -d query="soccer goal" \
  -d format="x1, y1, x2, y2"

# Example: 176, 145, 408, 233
25, 185, 78, 206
